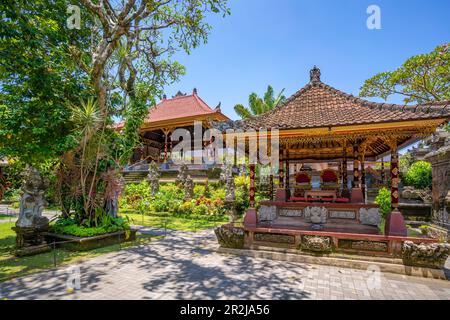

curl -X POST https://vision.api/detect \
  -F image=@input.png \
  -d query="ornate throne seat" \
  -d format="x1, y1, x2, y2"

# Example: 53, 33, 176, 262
320, 169, 339, 191
293, 172, 312, 197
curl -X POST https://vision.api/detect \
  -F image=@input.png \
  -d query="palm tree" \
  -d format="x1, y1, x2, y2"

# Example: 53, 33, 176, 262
234, 85, 286, 119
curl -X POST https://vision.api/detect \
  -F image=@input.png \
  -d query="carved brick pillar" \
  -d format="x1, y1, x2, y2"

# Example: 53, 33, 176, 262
385, 139, 407, 236
249, 164, 256, 208
390, 145, 400, 209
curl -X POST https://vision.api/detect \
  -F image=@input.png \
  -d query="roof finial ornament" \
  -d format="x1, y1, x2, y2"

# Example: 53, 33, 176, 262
310, 65, 321, 84
173, 91, 187, 98
193, 88, 198, 95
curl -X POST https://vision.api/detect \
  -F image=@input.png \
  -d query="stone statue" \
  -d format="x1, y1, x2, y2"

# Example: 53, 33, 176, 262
214, 225, 244, 249
402, 241, 450, 269
17, 166, 49, 229
184, 175, 194, 201
176, 163, 189, 187
220, 164, 237, 223
147, 161, 160, 196
13, 166, 50, 256
359, 208, 381, 226
301, 235, 332, 253
304, 206, 328, 225
104, 169, 125, 218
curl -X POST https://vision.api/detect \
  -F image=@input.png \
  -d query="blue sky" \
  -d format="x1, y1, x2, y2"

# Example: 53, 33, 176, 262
165, 0, 450, 120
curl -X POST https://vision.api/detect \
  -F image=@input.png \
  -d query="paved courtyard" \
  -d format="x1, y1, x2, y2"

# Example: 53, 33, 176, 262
1, 228, 450, 300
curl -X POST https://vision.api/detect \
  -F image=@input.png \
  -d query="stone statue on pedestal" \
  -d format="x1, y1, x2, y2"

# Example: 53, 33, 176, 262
13, 166, 50, 256
220, 164, 237, 223
147, 161, 160, 196
176, 163, 189, 187
184, 175, 194, 201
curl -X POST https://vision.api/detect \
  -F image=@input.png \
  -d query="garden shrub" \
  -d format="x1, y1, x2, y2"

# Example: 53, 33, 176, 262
403, 161, 432, 189
123, 181, 150, 209
375, 187, 391, 218
120, 176, 260, 218
51, 212, 130, 237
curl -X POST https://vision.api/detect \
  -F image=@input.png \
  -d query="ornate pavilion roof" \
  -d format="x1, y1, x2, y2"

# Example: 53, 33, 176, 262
142, 89, 229, 130
220, 67, 449, 131
115, 89, 229, 131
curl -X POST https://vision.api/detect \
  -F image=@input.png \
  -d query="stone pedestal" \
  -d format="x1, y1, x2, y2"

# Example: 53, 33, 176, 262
12, 224, 51, 257
384, 208, 407, 236
276, 188, 290, 202
244, 208, 257, 227
351, 188, 364, 203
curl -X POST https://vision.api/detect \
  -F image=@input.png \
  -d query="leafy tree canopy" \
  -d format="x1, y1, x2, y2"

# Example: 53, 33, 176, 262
359, 43, 450, 104
0, 0, 93, 165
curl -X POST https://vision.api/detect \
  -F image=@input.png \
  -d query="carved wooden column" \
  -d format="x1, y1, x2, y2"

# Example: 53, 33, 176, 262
380, 158, 385, 186
384, 138, 407, 236
279, 161, 284, 188
286, 160, 290, 190
162, 128, 172, 163
275, 146, 288, 201
361, 157, 366, 202
359, 144, 367, 203
351, 141, 363, 203
342, 141, 349, 197
249, 164, 256, 208
269, 174, 274, 200
353, 143, 360, 188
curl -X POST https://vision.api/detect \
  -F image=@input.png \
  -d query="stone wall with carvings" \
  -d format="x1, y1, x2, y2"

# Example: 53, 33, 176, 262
424, 130, 450, 229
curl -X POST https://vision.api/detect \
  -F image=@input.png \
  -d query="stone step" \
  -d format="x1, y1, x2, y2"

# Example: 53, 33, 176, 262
216, 246, 447, 280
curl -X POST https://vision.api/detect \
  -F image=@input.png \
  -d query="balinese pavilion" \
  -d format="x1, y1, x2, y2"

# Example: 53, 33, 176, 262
120, 89, 230, 182
215, 67, 450, 261
118, 88, 229, 165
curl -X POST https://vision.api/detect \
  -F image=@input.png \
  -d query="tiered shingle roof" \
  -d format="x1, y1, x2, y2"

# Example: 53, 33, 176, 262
144, 89, 228, 125
239, 67, 450, 130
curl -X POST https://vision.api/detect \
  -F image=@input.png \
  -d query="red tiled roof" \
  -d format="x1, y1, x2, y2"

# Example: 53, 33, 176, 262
240, 69, 450, 130
144, 90, 228, 124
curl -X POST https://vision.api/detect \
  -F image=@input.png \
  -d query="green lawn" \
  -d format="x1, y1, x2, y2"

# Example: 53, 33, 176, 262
0, 222, 155, 282
120, 210, 230, 232
0, 214, 16, 219
0, 210, 230, 282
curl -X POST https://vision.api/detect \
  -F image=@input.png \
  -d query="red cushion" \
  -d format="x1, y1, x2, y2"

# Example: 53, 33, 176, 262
296, 173, 311, 183
321, 197, 334, 202
322, 170, 338, 182
290, 197, 307, 202
335, 197, 350, 203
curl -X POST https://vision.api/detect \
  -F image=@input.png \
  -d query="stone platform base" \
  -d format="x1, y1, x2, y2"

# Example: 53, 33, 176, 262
43, 229, 137, 251
217, 246, 447, 280
14, 243, 51, 257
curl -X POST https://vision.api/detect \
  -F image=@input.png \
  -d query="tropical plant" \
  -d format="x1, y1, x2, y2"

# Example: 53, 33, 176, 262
360, 43, 450, 104
403, 161, 432, 189
234, 85, 286, 119
375, 187, 391, 218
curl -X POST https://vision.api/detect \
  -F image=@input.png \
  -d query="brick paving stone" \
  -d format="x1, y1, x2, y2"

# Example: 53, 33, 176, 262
0, 229, 449, 300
